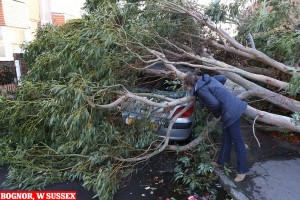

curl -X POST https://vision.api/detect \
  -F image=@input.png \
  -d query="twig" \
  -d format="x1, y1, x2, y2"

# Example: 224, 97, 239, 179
248, 33, 256, 49
125, 45, 160, 63
87, 96, 127, 109
253, 114, 263, 148
164, 118, 220, 151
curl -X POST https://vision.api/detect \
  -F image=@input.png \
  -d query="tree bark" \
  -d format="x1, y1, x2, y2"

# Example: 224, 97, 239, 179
223, 72, 300, 112
161, 1, 298, 74
244, 106, 300, 132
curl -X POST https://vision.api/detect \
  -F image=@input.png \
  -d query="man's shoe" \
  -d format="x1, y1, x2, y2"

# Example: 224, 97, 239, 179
234, 174, 247, 182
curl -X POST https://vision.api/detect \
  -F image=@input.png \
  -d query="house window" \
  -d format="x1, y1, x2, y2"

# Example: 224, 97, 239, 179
10, 29, 25, 52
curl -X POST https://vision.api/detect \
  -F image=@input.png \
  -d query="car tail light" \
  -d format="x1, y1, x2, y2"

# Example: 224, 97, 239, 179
172, 105, 194, 118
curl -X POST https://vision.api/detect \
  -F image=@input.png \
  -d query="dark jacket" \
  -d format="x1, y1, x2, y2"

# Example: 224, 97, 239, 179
193, 74, 247, 128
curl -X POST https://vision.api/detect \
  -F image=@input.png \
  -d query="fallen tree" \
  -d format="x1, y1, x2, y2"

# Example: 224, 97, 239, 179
84, 0, 300, 131
0, 0, 299, 199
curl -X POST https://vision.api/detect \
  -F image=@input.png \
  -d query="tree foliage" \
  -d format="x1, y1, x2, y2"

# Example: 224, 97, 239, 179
205, 0, 242, 24
0, 0, 208, 198
1, 0, 300, 199
237, 0, 300, 66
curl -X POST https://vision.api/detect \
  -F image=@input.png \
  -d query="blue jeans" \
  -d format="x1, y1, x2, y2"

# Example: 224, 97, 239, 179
217, 119, 249, 174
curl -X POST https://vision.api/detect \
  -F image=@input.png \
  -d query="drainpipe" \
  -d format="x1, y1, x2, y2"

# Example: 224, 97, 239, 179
14, 60, 22, 85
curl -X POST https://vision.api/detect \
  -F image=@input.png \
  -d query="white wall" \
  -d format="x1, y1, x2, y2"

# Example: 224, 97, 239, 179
50, 0, 85, 19
0, 0, 30, 60
1, 27, 15, 61
39, 0, 85, 25
39, 0, 52, 24
2, 0, 28, 28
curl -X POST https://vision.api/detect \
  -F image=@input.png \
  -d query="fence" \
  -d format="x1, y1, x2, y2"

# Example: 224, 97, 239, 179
0, 65, 17, 94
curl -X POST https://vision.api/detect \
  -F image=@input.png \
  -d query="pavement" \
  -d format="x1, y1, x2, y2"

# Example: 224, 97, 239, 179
213, 120, 300, 200
0, 120, 299, 200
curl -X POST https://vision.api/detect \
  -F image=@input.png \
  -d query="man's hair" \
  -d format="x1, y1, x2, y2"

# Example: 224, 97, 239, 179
184, 72, 199, 87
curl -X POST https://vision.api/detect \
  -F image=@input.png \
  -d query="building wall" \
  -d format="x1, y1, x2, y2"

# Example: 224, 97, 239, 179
2, 0, 28, 28
27, 0, 40, 41
0, 0, 84, 61
0, 0, 5, 26
40, 0, 85, 26
50, 0, 84, 19
49, 0, 84, 25
29, 0, 40, 20
39, 0, 51, 24
0, 0, 27, 60
0, 0, 41, 61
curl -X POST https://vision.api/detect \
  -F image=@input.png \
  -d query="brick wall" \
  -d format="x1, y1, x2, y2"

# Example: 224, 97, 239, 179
0, 59, 16, 94
0, 54, 26, 74
0, 60, 13, 67
51, 13, 65, 26
0, 0, 5, 25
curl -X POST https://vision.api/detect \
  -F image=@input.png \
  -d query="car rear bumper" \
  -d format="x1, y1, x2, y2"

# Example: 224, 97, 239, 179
122, 114, 194, 141
157, 122, 193, 141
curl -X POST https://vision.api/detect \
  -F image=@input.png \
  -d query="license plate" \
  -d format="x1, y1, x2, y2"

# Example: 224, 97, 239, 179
126, 117, 158, 129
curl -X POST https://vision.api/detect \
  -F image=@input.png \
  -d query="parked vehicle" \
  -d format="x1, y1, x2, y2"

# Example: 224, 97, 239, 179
120, 89, 194, 141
